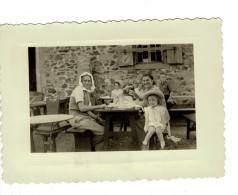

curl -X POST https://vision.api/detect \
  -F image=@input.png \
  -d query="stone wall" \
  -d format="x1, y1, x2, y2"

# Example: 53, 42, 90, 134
39, 46, 92, 99
38, 44, 194, 105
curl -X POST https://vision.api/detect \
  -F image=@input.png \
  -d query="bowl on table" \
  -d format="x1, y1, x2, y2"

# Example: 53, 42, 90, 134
100, 96, 114, 105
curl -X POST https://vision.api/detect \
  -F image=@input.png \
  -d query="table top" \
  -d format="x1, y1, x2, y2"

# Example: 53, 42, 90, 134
183, 113, 196, 122
96, 107, 139, 113
30, 114, 74, 125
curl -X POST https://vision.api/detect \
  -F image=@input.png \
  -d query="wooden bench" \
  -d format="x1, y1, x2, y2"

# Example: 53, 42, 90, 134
183, 113, 196, 139
169, 95, 195, 113
66, 127, 93, 152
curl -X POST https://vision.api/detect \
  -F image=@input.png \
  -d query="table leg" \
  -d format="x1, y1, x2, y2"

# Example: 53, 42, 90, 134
186, 119, 191, 139
128, 113, 138, 146
103, 113, 110, 151
30, 126, 36, 153
64, 101, 68, 114
109, 114, 114, 131
124, 115, 128, 132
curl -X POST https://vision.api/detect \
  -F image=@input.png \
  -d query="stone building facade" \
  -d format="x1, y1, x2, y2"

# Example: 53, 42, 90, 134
36, 44, 194, 104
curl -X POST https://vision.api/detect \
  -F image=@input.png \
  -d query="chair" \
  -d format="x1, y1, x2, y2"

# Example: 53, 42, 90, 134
46, 98, 60, 114
148, 122, 170, 150
34, 99, 70, 152
29, 91, 43, 103
30, 92, 44, 116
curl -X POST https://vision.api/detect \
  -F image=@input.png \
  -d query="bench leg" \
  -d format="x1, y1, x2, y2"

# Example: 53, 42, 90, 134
73, 131, 92, 152
30, 126, 36, 153
43, 136, 48, 153
51, 134, 57, 152
186, 119, 191, 139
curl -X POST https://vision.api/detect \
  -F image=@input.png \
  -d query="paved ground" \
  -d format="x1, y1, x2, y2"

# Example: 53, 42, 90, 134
32, 114, 196, 152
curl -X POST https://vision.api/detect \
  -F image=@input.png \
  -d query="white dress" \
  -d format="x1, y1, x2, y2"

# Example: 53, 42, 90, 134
144, 106, 170, 132
111, 89, 123, 102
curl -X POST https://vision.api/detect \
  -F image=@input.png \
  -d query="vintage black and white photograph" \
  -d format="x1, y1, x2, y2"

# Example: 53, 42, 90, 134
1, 19, 224, 183
29, 44, 196, 153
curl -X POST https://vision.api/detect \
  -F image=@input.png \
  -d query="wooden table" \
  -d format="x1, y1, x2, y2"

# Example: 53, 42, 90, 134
30, 114, 74, 152
96, 107, 139, 151
30, 97, 69, 116
183, 113, 196, 139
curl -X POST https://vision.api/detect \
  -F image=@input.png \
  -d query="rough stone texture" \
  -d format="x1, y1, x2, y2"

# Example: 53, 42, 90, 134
38, 44, 194, 105
39, 46, 92, 99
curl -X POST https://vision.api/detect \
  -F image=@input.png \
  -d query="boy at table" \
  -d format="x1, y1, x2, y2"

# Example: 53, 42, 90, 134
69, 72, 107, 151
157, 74, 175, 110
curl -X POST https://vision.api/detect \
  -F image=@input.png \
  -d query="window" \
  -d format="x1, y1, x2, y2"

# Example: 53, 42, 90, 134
132, 45, 164, 64
120, 44, 183, 67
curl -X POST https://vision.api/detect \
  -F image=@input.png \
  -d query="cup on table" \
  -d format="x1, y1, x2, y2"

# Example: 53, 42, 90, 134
104, 99, 113, 105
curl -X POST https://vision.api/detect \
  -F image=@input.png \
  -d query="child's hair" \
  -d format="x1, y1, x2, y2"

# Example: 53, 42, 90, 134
127, 83, 134, 91
114, 81, 120, 86
147, 94, 160, 104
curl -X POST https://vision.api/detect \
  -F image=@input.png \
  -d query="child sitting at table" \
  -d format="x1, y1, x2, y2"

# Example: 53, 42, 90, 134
122, 83, 139, 102
142, 90, 170, 150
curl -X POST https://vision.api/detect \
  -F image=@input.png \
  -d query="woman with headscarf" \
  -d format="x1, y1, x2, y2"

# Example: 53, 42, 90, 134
69, 72, 107, 151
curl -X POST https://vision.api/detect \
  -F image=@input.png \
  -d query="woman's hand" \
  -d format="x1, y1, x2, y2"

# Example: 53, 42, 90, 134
98, 104, 107, 109
128, 89, 135, 96
128, 90, 139, 100
96, 116, 105, 126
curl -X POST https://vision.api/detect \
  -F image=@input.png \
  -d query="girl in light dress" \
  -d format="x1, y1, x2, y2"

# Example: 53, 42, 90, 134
142, 90, 170, 150
111, 82, 123, 103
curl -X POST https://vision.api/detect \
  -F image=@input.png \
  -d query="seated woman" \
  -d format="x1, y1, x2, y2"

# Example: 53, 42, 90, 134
111, 81, 123, 103
68, 72, 107, 151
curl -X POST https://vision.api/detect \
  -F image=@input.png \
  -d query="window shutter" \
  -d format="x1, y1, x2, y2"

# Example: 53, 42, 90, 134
167, 45, 182, 64
119, 45, 134, 66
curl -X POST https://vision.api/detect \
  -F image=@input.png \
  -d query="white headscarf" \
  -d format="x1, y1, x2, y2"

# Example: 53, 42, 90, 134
78, 72, 96, 93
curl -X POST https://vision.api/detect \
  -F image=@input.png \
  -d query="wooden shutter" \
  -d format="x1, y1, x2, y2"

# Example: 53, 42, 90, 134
167, 45, 182, 64
119, 45, 134, 66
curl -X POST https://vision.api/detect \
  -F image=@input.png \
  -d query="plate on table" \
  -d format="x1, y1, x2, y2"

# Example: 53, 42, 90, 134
108, 103, 141, 109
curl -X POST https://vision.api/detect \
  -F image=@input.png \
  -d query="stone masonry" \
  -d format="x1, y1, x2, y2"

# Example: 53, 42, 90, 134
38, 44, 194, 105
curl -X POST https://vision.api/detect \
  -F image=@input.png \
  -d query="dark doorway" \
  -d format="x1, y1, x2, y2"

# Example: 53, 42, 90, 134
28, 47, 37, 91
137, 52, 143, 63
143, 51, 148, 59
151, 51, 162, 62
156, 51, 162, 62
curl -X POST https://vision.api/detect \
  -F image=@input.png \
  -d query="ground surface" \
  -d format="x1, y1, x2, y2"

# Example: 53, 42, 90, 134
33, 114, 196, 152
